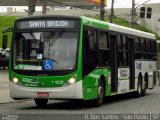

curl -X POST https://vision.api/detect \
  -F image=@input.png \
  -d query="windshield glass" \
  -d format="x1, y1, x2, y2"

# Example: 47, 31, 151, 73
13, 30, 78, 71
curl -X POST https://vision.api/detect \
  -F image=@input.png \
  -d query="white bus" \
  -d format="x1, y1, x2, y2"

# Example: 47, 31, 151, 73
10, 16, 157, 107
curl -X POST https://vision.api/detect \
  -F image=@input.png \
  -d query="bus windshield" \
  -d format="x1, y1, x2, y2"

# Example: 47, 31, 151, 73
13, 30, 78, 71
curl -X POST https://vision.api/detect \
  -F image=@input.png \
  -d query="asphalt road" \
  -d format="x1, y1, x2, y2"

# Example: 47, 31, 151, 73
0, 70, 160, 120
0, 87, 160, 114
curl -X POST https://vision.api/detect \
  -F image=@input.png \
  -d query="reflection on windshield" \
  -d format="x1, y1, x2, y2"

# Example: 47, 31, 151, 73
14, 30, 78, 71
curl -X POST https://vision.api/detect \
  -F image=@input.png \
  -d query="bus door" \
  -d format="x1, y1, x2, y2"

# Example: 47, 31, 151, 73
128, 38, 135, 90
110, 34, 118, 93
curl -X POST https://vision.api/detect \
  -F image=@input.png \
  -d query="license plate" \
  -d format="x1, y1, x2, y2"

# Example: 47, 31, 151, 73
37, 92, 49, 97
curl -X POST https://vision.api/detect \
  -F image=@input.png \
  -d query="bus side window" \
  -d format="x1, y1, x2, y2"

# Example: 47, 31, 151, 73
135, 38, 141, 59
97, 31, 109, 67
151, 40, 157, 60
121, 35, 128, 66
118, 35, 123, 66
146, 39, 150, 53
135, 38, 140, 52
83, 29, 96, 75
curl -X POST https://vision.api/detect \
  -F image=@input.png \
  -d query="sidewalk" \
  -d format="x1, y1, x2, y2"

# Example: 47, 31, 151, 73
0, 69, 15, 104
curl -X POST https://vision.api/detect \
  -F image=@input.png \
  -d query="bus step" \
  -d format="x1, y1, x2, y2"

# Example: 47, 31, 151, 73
111, 92, 117, 96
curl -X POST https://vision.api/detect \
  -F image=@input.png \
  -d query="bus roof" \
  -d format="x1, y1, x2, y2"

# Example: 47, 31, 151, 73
108, 22, 155, 40
82, 16, 156, 40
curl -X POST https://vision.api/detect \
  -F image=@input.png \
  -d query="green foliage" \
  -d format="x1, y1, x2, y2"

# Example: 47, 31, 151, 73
105, 16, 130, 27
0, 16, 17, 48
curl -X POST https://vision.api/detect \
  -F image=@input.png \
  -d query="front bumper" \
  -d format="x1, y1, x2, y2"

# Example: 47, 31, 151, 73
9, 80, 83, 99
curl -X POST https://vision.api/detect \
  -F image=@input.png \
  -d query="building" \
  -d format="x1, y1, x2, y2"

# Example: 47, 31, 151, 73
143, 3, 160, 36
108, 3, 160, 36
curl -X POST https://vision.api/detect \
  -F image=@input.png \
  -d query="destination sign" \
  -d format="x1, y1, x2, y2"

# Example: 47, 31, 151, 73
17, 20, 77, 29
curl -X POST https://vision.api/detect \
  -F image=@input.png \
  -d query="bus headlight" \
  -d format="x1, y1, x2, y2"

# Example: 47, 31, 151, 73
12, 77, 19, 84
67, 75, 77, 86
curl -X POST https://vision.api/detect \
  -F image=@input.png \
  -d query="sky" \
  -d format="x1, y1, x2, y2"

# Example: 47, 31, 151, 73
0, 0, 160, 12
107, 0, 160, 8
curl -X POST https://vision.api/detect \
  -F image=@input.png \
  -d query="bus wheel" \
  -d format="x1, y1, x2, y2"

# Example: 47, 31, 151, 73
135, 77, 142, 98
142, 81, 147, 96
34, 98, 48, 108
93, 80, 104, 107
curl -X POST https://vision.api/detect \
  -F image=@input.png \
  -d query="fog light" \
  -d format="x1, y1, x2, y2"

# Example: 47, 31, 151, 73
12, 77, 19, 84
67, 75, 76, 86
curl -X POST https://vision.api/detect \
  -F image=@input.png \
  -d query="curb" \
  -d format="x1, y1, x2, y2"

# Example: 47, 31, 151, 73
0, 99, 32, 105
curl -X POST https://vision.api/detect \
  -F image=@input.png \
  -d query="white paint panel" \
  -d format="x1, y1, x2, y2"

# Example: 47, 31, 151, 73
9, 80, 83, 99
74, 80, 83, 98
135, 78, 138, 91
135, 60, 157, 89
118, 80, 129, 94
118, 68, 130, 94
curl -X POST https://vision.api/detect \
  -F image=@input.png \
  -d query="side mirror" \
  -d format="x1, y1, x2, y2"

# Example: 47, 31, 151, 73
2, 34, 8, 50
2, 27, 13, 49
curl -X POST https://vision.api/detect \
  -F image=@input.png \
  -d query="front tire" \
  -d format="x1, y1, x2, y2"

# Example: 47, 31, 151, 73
34, 98, 48, 108
93, 80, 104, 107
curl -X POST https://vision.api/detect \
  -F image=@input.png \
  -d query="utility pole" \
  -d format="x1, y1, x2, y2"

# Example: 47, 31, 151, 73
131, 0, 135, 28
42, 0, 47, 15
28, 0, 36, 16
100, 0, 105, 21
109, 0, 114, 23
